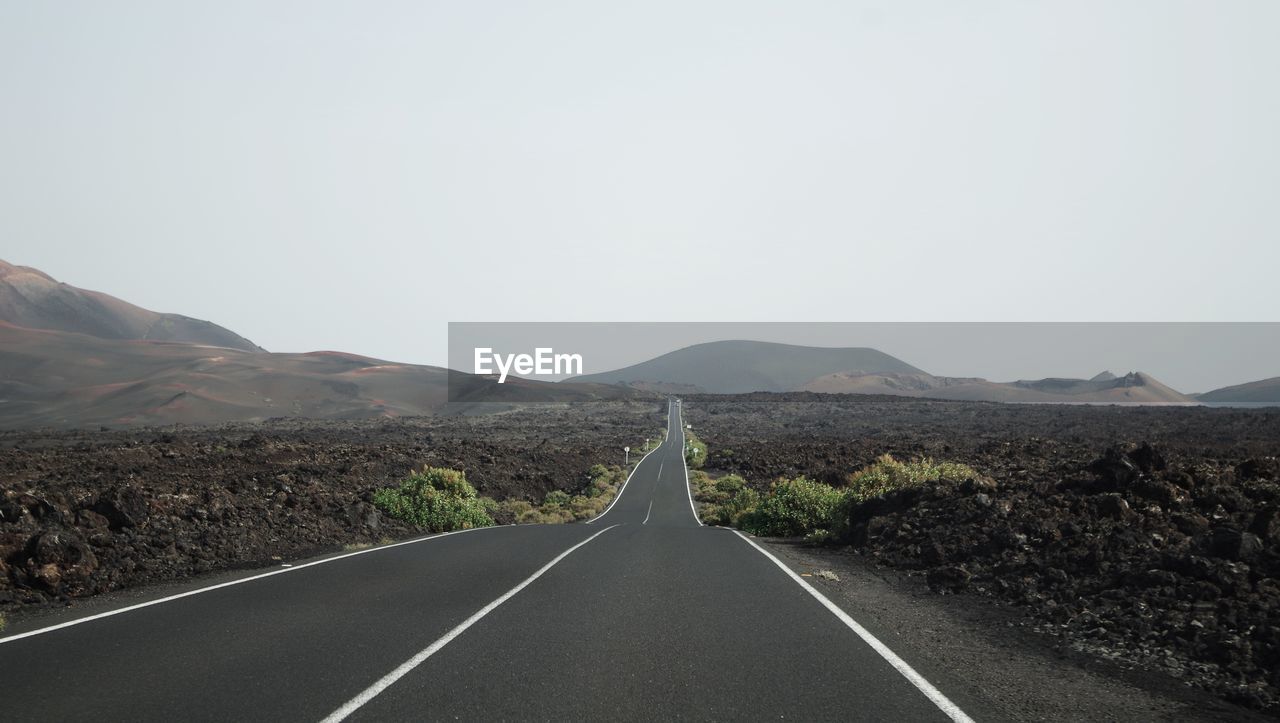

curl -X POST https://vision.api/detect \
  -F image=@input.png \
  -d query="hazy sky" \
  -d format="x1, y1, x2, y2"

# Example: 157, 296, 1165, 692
3, 2, 1277, 372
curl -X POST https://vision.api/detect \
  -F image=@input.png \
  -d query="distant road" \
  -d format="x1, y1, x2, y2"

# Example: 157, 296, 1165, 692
1, 401, 974, 721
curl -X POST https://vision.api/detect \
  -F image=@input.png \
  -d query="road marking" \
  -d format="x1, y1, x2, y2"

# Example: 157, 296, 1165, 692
321, 524, 619, 723
731, 530, 974, 723
643, 499, 654, 525
587, 401, 671, 524
0, 525, 495, 646
675, 405, 703, 526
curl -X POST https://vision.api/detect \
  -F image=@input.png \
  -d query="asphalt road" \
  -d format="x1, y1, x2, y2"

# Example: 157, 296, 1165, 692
0, 401, 975, 721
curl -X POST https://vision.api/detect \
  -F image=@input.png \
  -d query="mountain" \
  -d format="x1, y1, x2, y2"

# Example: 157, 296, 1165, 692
566, 340, 1192, 403
798, 370, 1194, 403
0, 261, 642, 428
566, 340, 924, 393
0, 260, 263, 352
1198, 377, 1280, 403
0, 323, 643, 429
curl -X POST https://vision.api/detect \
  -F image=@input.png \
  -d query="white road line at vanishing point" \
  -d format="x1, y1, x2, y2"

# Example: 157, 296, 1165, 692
732, 530, 974, 723
587, 402, 671, 524
320, 524, 619, 723
0, 525, 496, 646
643, 500, 654, 525
676, 405, 702, 526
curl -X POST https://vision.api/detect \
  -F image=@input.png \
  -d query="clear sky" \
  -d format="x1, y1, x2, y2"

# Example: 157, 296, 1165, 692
3, 1, 1277, 373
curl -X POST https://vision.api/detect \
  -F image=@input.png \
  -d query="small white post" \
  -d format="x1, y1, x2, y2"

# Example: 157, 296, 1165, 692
624, 446, 630, 465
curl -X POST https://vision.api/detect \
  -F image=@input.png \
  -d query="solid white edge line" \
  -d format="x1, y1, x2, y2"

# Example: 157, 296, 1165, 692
587, 399, 671, 524
321, 524, 619, 723
0, 525, 496, 646
677, 404, 702, 526
731, 530, 974, 723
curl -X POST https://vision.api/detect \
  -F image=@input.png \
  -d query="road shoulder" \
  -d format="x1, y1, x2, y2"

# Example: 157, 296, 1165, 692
758, 538, 1264, 722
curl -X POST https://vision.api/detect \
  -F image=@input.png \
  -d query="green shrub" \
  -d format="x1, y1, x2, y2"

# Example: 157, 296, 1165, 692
703, 486, 760, 527
684, 431, 707, 469
543, 490, 571, 508
373, 466, 494, 532
690, 471, 759, 526
583, 464, 628, 517
844, 454, 981, 504
496, 464, 628, 525
739, 476, 842, 537
587, 474, 612, 497
689, 470, 725, 503
569, 494, 604, 520
504, 499, 533, 518
536, 505, 575, 523
715, 474, 746, 495
831, 455, 984, 542
516, 507, 553, 524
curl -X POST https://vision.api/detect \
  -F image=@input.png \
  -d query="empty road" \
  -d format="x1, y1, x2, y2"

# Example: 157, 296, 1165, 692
1, 401, 976, 721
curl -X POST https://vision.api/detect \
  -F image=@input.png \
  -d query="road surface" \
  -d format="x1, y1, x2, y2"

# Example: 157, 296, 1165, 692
0, 401, 976, 721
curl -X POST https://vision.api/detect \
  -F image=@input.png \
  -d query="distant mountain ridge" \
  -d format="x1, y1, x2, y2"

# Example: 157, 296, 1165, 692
0, 261, 1231, 426
0, 323, 642, 428
0, 262, 642, 428
569, 340, 1195, 404
1198, 377, 1280, 403
0, 260, 264, 352
801, 370, 1193, 403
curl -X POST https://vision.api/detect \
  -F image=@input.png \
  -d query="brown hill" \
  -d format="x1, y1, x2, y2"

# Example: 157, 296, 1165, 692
798, 370, 1194, 404
0, 260, 263, 352
0, 324, 642, 429
567, 340, 923, 393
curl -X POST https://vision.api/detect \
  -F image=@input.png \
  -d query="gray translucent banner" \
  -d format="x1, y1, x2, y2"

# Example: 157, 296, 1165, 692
447, 322, 1280, 404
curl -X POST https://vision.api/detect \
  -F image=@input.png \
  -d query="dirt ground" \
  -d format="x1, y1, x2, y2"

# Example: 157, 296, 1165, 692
763, 538, 1270, 722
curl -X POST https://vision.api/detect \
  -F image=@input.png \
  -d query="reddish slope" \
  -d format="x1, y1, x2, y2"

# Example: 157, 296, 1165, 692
0, 260, 264, 352
0, 324, 641, 428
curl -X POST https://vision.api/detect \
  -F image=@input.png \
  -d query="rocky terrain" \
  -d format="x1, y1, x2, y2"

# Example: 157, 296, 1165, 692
0, 401, 663, 617
682, 393, 1280, 714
